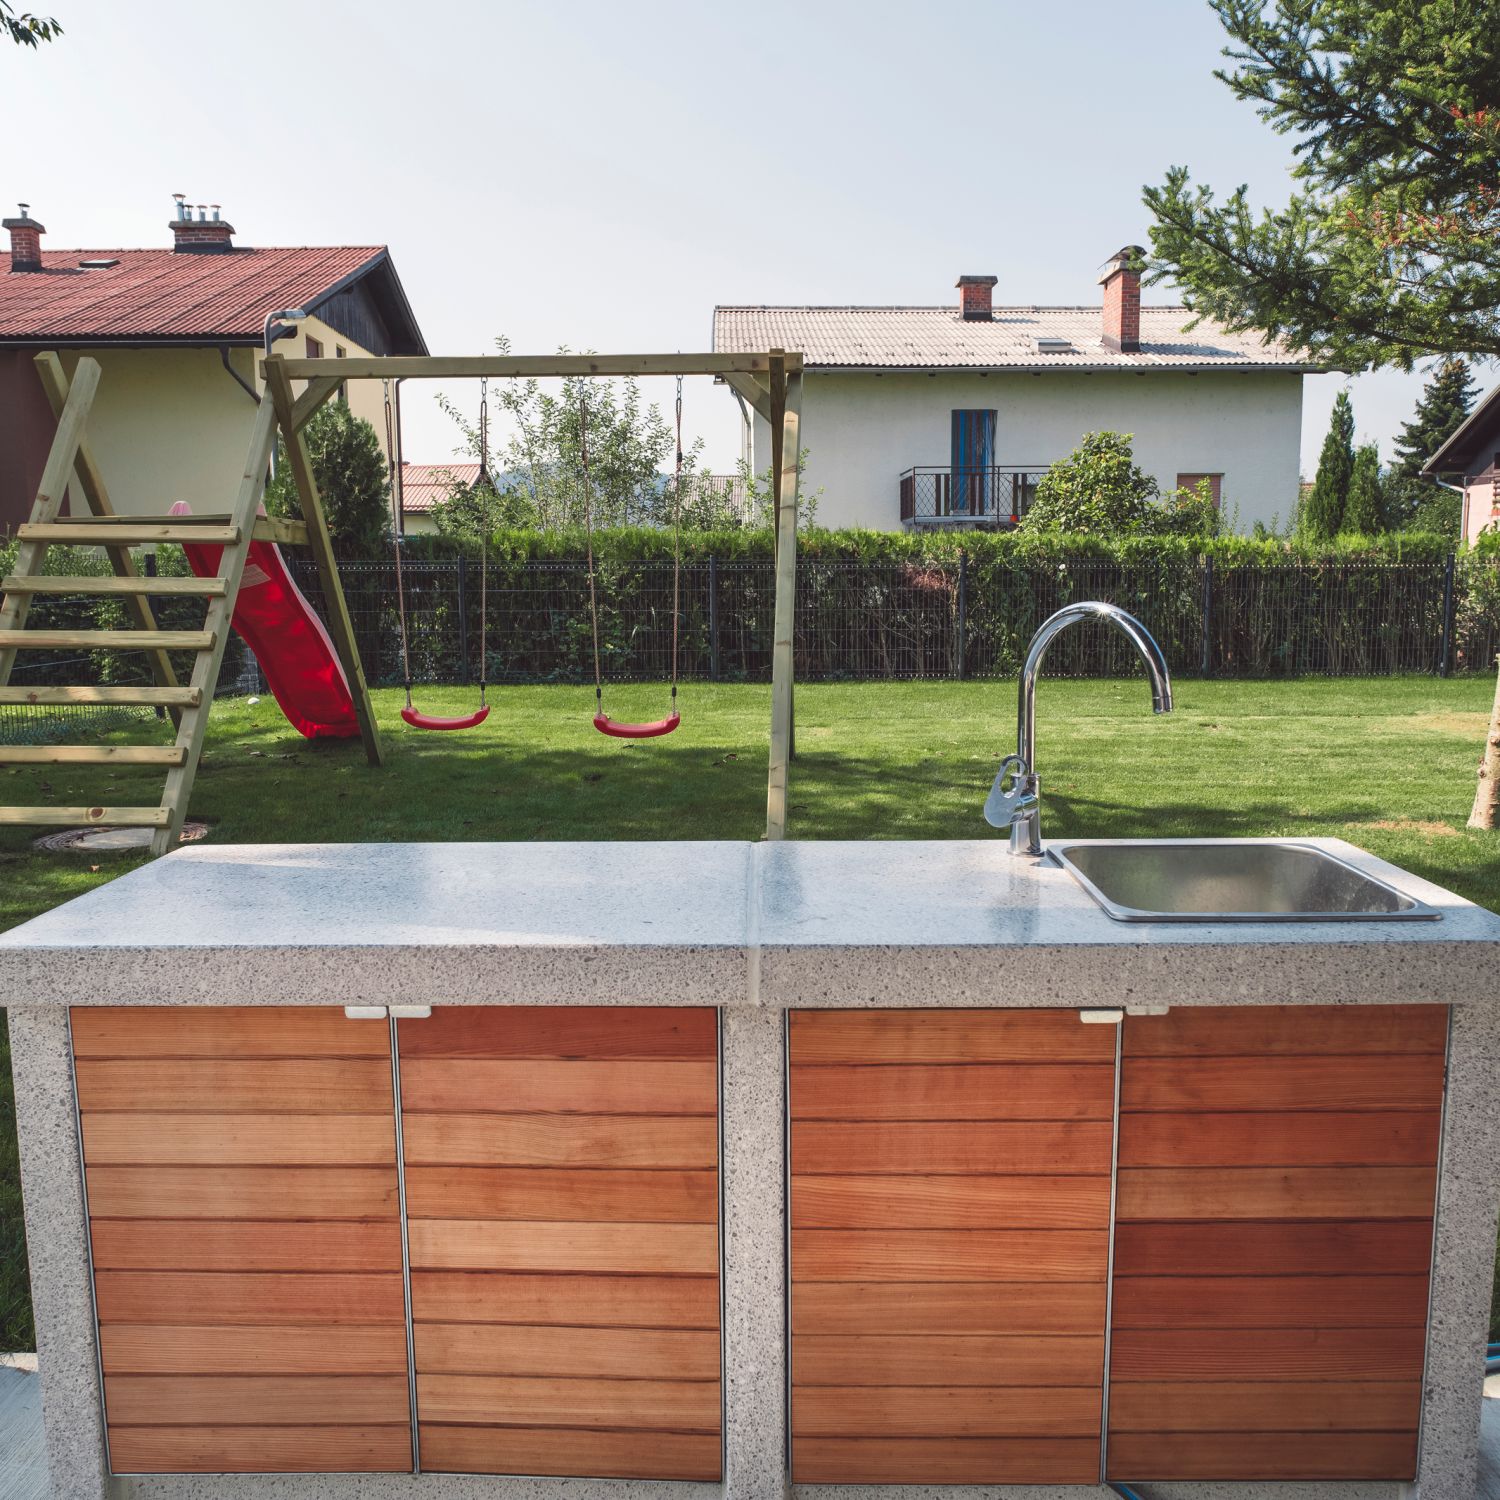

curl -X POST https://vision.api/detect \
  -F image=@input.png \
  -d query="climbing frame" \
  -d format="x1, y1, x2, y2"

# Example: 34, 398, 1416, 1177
0, 352, 381, 855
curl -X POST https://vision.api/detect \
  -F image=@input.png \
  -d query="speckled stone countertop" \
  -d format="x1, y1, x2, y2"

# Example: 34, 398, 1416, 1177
1, 836, 1496, 1007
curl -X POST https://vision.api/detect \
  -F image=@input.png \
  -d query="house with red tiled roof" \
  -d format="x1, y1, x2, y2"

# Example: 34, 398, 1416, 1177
714, 247, 1321, 533
0, 196, 426, 532
396, 462, 480, 536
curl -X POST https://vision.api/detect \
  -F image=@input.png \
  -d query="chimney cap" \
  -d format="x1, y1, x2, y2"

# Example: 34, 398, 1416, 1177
1100, 245, 1146, 277
3, 203, 44, 231
955, 274, 999, 287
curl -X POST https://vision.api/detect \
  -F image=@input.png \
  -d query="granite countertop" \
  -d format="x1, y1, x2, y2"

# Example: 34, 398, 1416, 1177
1, 837, 1496, 1008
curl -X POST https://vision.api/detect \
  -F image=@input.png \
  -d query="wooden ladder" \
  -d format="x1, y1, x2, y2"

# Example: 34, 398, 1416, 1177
0, 354, 285, 855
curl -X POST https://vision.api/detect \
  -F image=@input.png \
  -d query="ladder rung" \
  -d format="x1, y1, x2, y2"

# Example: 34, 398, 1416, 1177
0, 685, 202, 707
18, 523, 241, 546
37, 512, 233, 525
2, 575, 228, 597
0, 745, 187, 766
0, 805, 171, 828
0, 629, 215, 651
253, 516, 309, 545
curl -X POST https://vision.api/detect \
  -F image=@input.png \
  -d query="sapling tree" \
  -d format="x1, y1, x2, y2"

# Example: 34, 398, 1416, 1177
1301, 391, 1354, 539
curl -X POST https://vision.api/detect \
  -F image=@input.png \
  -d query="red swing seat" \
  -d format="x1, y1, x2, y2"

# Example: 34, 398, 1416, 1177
593, 711, 680, 740
402, 705, 491, 732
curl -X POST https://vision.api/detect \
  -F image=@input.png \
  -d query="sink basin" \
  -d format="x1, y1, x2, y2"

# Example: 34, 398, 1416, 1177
1047, 840, 1440, 923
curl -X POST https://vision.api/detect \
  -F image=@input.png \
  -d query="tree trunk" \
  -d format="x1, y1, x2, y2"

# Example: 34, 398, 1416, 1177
1468, 654, 1500, 829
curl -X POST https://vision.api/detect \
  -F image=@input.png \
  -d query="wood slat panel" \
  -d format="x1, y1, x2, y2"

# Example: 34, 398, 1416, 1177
1105, 1430, 1418, 1481
71, 1006, 388, 1057
105, 1374, 410, 1426
793, 1229, 1107, 1282
400, 1058, 716, 1115
404, 1166, 715, 1223
397, 1006, 717, 1060
792, 1281, 1106, 1337
1118, 1110, 1442, 1168
407, 1219, 717, 1274
789, 1009, 1115, 1064
790, 1119, 1113, 1175
99, 1324, 409, 1375
94, 1272, 406, 1325
791, 1063, 1115, 1120
419, 1425, 720, 1480
1112, 1220, 1437, 1278
1111, 1274, 1431, 1331
1123, 1004, 1449, 1058
1116, 1166, 1438, 1221
75, 1058, 393, 1113
400, 1113, 715, 1168
1120, 1055, 1446, 1113
792, 1174, 1109, 1229
1109, 1379, 1421, 1432
415, 1323, 719, 1380
793, 1333, 1103, 1388
85, 1166, 399, 1220
415, 1373, 720, 1431
89, 1219, 401, 1273
794, 1385, 1100, 1438
794, 1436, 1099, 1485
410, 1271, 718, 1329
1109, 1327, 1428, 1382
105, 1425, 412, 1474
81, 1112, 396, 1167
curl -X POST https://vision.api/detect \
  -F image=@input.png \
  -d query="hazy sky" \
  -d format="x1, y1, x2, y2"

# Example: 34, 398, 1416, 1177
6, 0, 1485, 482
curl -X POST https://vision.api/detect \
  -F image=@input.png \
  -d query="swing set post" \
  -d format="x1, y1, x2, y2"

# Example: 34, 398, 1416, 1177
765, 349, 801, 842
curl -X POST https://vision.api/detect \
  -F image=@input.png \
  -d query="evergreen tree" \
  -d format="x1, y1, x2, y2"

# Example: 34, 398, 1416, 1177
1342, 442, 1384, 534
1386, 357, 1479, 529
1301, 391, 1354, 539
265, 402, 391, 559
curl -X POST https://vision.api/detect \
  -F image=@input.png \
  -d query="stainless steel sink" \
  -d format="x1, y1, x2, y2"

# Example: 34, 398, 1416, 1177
1048, 840, 1440, 923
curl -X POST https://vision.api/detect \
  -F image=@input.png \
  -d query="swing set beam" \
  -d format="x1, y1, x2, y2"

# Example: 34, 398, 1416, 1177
262, 349, 804, 840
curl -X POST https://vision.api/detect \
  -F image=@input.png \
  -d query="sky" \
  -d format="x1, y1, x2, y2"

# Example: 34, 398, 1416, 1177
5, 0, 1486, 482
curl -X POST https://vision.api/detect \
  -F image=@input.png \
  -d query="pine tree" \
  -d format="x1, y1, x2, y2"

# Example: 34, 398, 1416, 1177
1392, 358, 1479, 479
1342, 443, 1384, 534
1301, 391, 1354, 539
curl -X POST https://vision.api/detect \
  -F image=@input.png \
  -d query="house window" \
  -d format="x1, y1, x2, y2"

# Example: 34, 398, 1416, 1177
336, 345, 348, 404
305, 335, 323, 359
1177, 472, 1222, 505
950, 410, 997, 516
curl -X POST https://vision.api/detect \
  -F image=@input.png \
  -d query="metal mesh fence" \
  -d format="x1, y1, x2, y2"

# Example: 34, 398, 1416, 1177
4, 552, 1499, 744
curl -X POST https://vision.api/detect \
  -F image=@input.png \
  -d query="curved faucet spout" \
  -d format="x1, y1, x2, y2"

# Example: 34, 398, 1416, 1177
988, 601, 1173, 856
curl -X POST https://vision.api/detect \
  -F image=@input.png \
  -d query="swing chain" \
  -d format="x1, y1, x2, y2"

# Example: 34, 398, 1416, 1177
384, 378, 415, 707
671, 374, 683, 708
580, 387, 604, 709
478, 377, 489, 704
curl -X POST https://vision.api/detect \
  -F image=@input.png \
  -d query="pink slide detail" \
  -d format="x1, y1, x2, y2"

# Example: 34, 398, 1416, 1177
171, 503, 360, 739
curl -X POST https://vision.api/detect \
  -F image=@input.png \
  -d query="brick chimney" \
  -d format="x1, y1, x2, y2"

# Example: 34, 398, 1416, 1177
169, 195, 236, 253
1100, 245, 1144, 353
957, 274, 998, 322
3, 204, 45, 272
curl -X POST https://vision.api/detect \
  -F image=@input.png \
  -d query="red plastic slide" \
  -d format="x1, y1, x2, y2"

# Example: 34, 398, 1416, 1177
171, 502, 360, 740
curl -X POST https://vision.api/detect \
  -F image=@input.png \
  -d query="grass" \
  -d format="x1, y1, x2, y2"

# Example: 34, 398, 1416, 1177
2, 676, 1499, 1347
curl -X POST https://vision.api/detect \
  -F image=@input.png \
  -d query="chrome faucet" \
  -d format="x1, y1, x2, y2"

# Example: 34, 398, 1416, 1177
985, 602, 1173, 856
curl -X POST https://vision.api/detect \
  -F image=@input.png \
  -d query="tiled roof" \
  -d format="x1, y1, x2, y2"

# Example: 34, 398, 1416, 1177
0, 246, 391, 342
400, 462, 480, 512
713, 305, 1318, 372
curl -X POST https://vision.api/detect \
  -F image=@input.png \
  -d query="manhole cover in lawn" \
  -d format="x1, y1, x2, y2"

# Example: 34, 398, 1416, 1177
33, 822, 210, 854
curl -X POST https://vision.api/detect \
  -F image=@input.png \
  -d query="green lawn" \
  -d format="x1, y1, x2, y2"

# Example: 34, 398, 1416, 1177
3, 677, 1499, 1348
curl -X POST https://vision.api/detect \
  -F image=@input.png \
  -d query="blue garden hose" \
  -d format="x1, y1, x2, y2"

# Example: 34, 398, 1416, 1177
1109, 1485, 1148, 1500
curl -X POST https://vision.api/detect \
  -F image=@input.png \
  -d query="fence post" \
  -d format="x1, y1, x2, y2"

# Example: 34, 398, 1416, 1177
708, 554, 720, 682
956, 550, 968, 680
457, 554, 470, 685
1200, 554, 1214, 678
1440, 552, 1456, 678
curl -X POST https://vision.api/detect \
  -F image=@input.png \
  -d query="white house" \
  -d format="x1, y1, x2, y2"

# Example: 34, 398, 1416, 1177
713, 249, 1317, 533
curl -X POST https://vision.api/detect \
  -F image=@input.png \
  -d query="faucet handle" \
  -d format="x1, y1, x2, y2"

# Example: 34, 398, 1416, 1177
984, 753, 1035, 830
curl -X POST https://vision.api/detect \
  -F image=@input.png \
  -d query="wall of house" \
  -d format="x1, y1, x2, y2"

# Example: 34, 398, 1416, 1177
1461, 467, 1497, 546
751, 369, 1305, 533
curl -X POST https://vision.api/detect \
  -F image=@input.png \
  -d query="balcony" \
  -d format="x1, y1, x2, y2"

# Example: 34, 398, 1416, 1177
899, 466, 1046, 529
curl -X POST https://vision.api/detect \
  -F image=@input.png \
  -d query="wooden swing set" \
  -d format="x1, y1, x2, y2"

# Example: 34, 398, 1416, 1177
0, 348, 804, 854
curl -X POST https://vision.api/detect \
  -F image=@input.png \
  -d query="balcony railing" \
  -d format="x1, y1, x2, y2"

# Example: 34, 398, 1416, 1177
899, 466, 1046, 528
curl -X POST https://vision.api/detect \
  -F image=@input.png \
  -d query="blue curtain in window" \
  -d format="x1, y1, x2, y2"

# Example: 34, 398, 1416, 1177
950, 410, 996, 515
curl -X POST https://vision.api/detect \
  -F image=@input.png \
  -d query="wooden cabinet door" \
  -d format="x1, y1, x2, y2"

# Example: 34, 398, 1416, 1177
397, 1006, 722, 1480
788, 1008, 1117, 1484
1108, 1004, 1447, 1482
73, 1006, 412, 1475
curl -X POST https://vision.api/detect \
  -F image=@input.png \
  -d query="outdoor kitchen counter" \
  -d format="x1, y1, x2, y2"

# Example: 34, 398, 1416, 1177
2, 838, 1498, 1500
0, 836, 1497, 1006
